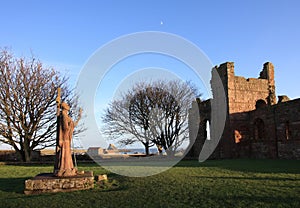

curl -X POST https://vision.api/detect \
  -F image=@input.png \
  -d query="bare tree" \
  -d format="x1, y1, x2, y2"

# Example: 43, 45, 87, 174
0, 49, 82, 162
102, 90, 155, 156
102, 80, 199, 156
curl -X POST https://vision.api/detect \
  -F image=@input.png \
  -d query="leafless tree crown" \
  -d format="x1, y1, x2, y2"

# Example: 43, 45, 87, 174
0, 49, 82, 162
102, 80, 199, 156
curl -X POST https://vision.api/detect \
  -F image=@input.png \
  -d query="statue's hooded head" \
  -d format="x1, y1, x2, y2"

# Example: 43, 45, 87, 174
61, 102, 70, 111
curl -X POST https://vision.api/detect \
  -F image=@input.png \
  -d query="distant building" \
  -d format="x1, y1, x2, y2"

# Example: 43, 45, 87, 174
87, 147, 104, 156
105, 144, 119, 154
87, 144, 120, 156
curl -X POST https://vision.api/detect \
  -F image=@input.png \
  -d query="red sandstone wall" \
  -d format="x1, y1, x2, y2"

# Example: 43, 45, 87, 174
228, 77, 269, 114
187, 62, 300, 160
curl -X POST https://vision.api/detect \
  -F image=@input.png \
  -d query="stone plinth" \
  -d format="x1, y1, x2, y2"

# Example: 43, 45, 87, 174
24, 171, 94, 195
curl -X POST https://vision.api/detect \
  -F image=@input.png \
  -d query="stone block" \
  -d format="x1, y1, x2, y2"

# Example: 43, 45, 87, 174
24, 171, 94, 195
95, 174, 108, 182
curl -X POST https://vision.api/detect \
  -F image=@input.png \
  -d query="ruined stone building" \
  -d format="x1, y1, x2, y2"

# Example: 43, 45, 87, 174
187, 62, 300, 159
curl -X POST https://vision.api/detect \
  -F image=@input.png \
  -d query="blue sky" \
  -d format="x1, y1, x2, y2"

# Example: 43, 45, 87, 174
1, 0, 300, 149
1, 0, 299, 97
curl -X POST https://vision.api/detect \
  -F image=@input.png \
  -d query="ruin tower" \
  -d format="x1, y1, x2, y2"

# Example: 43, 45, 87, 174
214, 62, 276, 114
187, 61, 300, 160
212, 62, 234, 113
259, 62, 276, 105
211, 62, 277, 157
209, 62, 236, 158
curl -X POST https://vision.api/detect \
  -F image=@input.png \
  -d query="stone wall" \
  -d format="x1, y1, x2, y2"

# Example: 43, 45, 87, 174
186, 99, 209, 158
272, 99, 300, 158
24, 172, 94, 195
187, 62, 300, 160
219, 62, 275, 114
229, 76, 269, 113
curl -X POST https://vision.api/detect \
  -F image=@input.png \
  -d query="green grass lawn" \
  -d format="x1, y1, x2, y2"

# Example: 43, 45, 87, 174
0, 159, 299, 208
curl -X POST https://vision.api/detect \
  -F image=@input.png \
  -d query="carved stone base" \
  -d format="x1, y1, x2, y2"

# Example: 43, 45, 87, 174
24, 171, 94, 195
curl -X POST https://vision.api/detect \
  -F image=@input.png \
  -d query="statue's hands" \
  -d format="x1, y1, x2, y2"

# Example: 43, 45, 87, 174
59, 140, 63, 148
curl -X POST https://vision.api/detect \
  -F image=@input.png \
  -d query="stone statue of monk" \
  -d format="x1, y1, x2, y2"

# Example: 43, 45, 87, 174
54, 102, 82, 177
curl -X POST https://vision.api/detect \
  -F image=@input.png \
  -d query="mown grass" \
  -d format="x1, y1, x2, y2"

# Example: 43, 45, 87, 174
0, 159, 299, 208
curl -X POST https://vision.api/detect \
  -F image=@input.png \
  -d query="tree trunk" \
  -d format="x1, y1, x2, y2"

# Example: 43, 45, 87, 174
23, 137, 32, 162
144, 142, 150, 156
24, 148, 31, 162
165, 149, 175, 157
19, 147, 32, 162
17, 150, 25, 162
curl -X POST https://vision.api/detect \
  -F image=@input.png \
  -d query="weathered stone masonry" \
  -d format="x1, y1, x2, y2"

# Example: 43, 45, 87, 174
188, 62, 300, 159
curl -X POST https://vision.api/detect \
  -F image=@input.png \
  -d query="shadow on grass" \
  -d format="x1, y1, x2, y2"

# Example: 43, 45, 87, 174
191, 175, 300, 182
4, 162, 53, 166
0, 176, 126, 197
0, 177, 27, 194
178, 159, 300, 174
208, 194, 299, 207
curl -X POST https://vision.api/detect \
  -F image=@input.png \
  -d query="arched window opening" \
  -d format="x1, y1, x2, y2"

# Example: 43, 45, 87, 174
206, 120, 211, 140
285, 121, 290, 140
255, 99, 267, 109
254, 118, 265, 140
